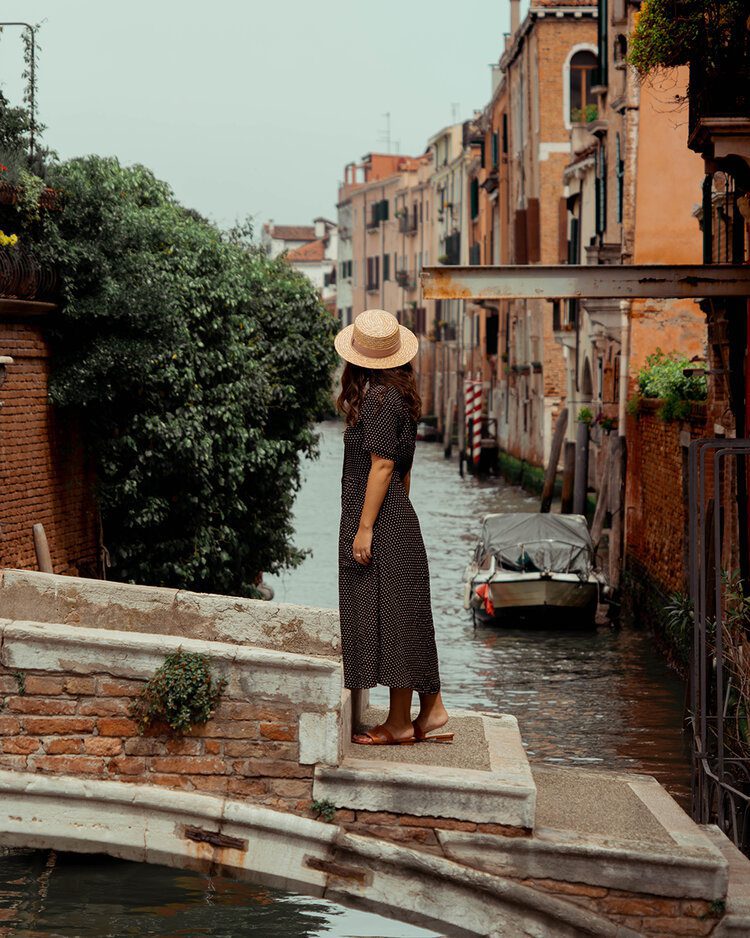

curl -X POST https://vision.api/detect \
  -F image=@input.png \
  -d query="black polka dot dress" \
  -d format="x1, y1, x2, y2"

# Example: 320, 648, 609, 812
338, 383, 441, 694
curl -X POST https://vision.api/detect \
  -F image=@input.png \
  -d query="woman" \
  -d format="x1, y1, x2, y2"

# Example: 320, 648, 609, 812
334, 308, 452, 746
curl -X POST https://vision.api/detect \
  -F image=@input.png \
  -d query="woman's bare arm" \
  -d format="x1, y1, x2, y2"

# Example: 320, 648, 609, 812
403, 471, 411, 497
353, 454, 394, 564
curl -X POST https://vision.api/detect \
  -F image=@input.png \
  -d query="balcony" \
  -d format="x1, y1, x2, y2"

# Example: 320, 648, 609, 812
440, 232, 461, 266
395, 269, 416, 290
0, 243, 57, 304
399, 213, 418, 236
366, 280, 379, 294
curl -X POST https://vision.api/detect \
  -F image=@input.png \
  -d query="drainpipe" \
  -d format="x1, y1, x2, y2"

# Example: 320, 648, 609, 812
510, 0, 520, 35
617, 300, 631, 435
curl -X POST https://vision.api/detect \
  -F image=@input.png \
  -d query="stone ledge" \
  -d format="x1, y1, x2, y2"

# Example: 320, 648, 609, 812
313, 713, 536, 828
0, 568, 341, 657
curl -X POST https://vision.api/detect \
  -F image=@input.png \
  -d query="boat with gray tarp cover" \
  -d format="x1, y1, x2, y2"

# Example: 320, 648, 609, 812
464, 513, 606, 625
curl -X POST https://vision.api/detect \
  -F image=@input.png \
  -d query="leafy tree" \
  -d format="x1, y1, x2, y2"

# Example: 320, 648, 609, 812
34, 156, 337, 595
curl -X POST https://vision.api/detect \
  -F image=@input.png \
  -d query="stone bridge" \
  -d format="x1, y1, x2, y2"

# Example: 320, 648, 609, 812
1, 568, 749, 937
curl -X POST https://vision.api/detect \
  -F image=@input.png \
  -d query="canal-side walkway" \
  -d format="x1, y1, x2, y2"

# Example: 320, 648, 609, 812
1, 568, 749, 936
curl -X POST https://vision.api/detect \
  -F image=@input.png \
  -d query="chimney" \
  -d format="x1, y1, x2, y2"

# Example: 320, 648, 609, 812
510, 0, 520, 34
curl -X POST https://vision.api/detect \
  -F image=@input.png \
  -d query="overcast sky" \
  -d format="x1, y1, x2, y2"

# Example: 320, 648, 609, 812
0, 1, 529, 231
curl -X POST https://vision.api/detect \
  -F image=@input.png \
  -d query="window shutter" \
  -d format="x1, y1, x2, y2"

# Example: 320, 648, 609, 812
383, 253, 390, 281
492, 132, 499, 167
526, 198, 540, 264
470, 178, 479, 219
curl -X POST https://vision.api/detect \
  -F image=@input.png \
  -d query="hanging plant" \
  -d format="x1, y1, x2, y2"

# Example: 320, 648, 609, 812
130, 650, 228, 735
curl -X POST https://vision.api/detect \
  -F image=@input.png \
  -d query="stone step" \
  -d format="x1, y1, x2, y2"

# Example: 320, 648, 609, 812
436, 764, 732, 901
314, 709, 536, 832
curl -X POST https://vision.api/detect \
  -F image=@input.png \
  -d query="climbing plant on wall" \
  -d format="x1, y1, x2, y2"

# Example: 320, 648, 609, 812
33, 156, 337, 596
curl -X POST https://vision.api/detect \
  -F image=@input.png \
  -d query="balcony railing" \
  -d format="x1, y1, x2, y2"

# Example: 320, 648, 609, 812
0, 243, 57, 301
395, 269, 416, 290
399, 214, 418, 235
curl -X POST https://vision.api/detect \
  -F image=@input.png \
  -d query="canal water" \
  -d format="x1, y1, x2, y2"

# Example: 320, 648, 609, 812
0, 420, 690, 937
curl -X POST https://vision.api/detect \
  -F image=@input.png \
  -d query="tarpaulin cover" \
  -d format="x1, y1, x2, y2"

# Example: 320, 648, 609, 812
476, 513, 594, 577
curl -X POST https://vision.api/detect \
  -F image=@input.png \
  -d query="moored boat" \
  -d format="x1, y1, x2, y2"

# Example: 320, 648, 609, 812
464, 512, 607, 626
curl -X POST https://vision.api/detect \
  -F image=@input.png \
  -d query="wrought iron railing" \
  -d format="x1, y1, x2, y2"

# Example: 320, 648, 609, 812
0, 243, 57, 301
689, 438, 750, 854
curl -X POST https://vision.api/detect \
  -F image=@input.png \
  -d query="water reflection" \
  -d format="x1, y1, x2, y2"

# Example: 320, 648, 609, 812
0, 849, 435, 938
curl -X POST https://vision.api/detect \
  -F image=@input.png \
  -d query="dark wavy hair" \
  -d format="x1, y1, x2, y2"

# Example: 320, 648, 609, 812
336, 362, 422, 428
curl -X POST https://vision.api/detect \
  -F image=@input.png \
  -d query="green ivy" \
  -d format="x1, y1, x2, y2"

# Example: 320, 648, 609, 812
32, 156, 337, 595
130, 650, 227, 735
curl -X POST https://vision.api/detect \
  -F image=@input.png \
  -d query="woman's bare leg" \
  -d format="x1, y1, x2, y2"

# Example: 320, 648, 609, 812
414, 690, 449, 735
352, 687, 415, 742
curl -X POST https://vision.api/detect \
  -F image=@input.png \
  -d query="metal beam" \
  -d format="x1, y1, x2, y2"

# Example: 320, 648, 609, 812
421, 265, 750, 300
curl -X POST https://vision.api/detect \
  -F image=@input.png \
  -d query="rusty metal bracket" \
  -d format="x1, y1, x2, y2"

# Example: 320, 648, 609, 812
421, 265, 750, 300
183, 825, 247, 851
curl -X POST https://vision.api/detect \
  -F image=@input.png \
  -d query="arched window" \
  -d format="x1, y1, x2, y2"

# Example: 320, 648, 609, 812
569, 50, 598, 121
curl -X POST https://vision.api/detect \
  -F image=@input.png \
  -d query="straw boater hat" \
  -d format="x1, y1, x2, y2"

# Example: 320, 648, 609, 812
334, 309, 419, 370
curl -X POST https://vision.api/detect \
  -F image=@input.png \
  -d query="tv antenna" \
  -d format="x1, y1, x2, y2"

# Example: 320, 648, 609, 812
378, 111, 392, 153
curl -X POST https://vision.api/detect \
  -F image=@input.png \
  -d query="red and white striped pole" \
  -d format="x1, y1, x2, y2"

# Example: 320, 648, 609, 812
472, 379, 482, 465
464, 378, 476, 462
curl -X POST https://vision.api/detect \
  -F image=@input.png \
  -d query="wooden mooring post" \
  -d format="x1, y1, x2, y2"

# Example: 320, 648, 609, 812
32, 523, 53, 573
561, 441, 576, 514
573, 421, 590, 516
540, 408, 568, 513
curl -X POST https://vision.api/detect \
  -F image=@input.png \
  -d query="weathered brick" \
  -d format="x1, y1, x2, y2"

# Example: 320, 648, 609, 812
7, 697, 77, 715
223, 740, 298, 759
84, 737, 123, 756
216, 702, 295, 722
0, 716, 22, 735
2, 737, 40, 754
123, 738, 163, 756
44, 737, 84, 754
259, 722, 296, 742
97, 718, 138, 737
33, 755, 105, 775
23, 676, 65, 695
231, 759, 313, 779
225, 778, 268, 798
97, 679, 143, 697
108, 757, 146, 775
399, 816, 478, 832
151, 756, 226, 775
78, 699, 130, 717
164, 738, 202, 755
148, 772, 194, 790
204, 739, 221, 755
528, 879, 609, 899
265, 779, 311, 798
62, 677, 97, 696
25, 717, 96, 735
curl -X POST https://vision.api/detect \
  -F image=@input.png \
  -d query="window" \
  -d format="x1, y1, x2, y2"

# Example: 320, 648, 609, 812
491, 131, 499, 168
595, 144, 607, 235
470, 178, 479, 219
502, 113, 509, 154
383, 253, 390, 281
569, 50, 597, 120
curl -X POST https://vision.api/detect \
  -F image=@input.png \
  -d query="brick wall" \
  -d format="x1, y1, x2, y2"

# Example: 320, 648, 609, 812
625, 400, 709, 596
0, 311, 99, 576
0, 666, 313, 812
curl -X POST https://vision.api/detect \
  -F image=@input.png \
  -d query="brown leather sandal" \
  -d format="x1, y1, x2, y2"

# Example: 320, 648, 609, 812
352, 725, 417, 746
412, 721, 454, 744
